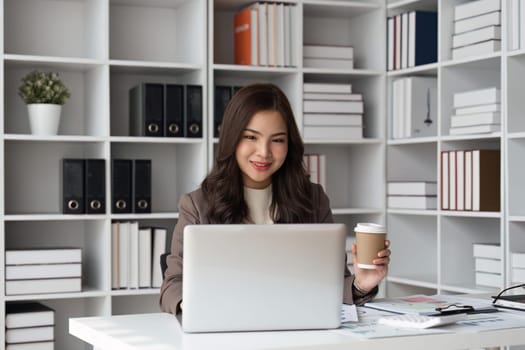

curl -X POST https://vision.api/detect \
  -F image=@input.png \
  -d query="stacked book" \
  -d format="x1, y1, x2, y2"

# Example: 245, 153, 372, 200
303, 44, 353, 70
303, 82, 363, 140
304, 153, 326, 190
473, 243, 502, 288
387, 11, 437, 71
451, 87, 500, 135
234, 2, 298, 67
452, 0, 501, 60
441, 149, 500, 211
5, 302, 55, 350
111, 221, 168, 290
5, 248, 82, 295
508, 0, 525, 51
387, 181, 437, 210
512, 252, 525, 284
391, 76, 437, 139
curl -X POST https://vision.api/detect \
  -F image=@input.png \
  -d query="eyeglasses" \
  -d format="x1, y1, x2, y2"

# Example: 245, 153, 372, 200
492, 283, 525, 304
434, 303, 474, 315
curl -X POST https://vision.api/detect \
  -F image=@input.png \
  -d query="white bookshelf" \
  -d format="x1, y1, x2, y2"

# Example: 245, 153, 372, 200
385, 0, 523, 302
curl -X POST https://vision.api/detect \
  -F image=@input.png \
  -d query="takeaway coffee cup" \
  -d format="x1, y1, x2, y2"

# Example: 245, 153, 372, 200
354, 223, 386, 269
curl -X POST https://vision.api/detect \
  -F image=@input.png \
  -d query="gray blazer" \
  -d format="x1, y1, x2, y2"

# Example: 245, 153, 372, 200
159, 183, 377, 314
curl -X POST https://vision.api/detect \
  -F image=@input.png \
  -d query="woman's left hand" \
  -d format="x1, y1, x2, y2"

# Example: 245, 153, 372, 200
351, 240, 391, 293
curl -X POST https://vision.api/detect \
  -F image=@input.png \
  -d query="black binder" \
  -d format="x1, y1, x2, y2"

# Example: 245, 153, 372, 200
184, 85, 203, 138
214, 85, 232, 138
112, 159, 132, 213
85, 159, 106, 214
132, 159, 152, 213
129, 83, 164, 137
165, 84, 184, 137
63, 159, 85, 214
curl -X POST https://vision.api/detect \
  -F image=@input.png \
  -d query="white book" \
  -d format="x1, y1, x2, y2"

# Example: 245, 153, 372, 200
511, 0, 520, 50
452, 39, 501, 60
457, 150, 465, 210
449, 150, 456, 210
6, 278, 82, 295
111, 222, 120, 290
387, 182, 437, 196
119, 221, 130, 289
453, 87, 500, 108
6, 326, 54, 344
290, 4, 299, 67
473, 243, 501, 259
404, 77, 437, 138
401, 12, 409, 69
387, 195, 437, 210
267, 3, 276, 66
465, 150, 473, 210
257, 2, 268, 66
303, 82, 351, 94
475, 257, 501, 273
303, 126, 362, 140
6, 302, 55, 328
512, 268, 525, 283
450, 112, 500, 127
6, 342, 54, 350
454, 11, 501, 34
284, 5, 290, 66
6, 263, 81, 280
250, 7, 259, 65
388, 17, 394, 70
129, 221, 139, 289
139, 227, 152, 288
455, 103, 500, 115
303, 93, 362, 101
395, 14, 401, 70
391, 78, 403, 139
303, 100, 363, 114
512, 252, 525, 268
449, 123, 500, 135
475, 271, 503, 287
441, 151, 449, 210
303, 44, 354, 59
152, 227, 168, 288
276, 3, 284, 66
6, 248, 81, 265
454, 0, 501, 21
303, 57, 354, 70
408, 11, 415, 68
452, 25, 501, 48
303, 114, 362, 126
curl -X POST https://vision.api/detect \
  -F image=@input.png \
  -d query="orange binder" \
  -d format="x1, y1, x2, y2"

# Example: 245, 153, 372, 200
234, 7, 252, 65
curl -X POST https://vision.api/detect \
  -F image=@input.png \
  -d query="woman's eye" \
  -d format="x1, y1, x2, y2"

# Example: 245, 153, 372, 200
273, 138, 286, 143
244, 135, 256, 140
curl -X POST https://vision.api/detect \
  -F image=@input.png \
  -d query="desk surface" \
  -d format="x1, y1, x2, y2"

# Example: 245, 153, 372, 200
69, 311, 525, 350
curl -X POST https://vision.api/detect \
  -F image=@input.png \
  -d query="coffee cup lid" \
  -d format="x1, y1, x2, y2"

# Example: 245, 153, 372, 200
354, 223, 386, 234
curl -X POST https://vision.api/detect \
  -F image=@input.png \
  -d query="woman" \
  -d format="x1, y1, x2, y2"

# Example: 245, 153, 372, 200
159, 83, 390, 314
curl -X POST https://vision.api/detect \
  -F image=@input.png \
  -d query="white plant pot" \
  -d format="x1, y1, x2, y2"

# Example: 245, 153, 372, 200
27, 103, 62, 136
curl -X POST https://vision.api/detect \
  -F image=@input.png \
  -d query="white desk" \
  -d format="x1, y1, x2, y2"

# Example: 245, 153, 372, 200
69, 311, 525, 350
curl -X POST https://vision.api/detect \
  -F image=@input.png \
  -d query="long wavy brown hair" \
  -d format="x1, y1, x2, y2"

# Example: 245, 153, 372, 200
201, 83, 314, 223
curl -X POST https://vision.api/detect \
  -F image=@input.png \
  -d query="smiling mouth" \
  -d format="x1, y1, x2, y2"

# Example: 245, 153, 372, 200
251, 161, 272, 170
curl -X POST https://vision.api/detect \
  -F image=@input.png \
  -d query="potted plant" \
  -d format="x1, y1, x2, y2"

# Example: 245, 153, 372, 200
18, 70, 71, 135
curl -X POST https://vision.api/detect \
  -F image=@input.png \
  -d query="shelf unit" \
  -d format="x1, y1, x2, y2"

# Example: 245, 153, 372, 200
385, 0, 522, 299
1, 0, 386, 348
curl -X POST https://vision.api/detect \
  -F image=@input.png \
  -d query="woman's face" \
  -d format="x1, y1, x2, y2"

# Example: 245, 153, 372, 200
235, 110, 288, 189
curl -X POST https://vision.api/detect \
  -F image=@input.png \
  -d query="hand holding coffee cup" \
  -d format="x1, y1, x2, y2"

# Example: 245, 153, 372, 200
354, 223, 387, 269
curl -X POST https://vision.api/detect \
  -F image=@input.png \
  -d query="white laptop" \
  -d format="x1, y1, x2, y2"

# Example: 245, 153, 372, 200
181, 223, 346, 333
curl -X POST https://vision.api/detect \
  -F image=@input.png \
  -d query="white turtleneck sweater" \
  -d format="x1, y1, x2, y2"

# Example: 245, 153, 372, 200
243, 185, 274, 224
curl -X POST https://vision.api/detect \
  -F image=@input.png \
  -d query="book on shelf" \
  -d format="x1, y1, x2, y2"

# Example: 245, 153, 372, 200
303, 114, 362, 127
476, 271, 502, 288
6, 342, 54, 350
118, 221, 130, 289
387, 181, 437, 196
452, 25, 501, 48
452, 39, 501, 60
512, 252, 525, 268
493, 294, 525, 311
456, 150, 465, 210
303, 100, 363, 114
455, 102, 500, 115
139, 226, 153, 288
234, 6, 257, 65
450, 112, 500, 128
5, 326, 54, 344
449, 123, 500, 135
449, 150, 457, 210
473, 243, 501, 259
387, 195, 437, 210
6, 248, 81, 265
6, 302, 55, 329
111, 222, 120, 290
454, 0, 501, 21
303, 82, 351, 94
453, 87, 500, 108
401, 12, 408, 69
472, 149, 500, 211
303, 92, 362, 101
6, 263, 82, 280
475, 257, 502, 274
6, 278, 82, 296
454, 10, 501, 34
303, 44, 354, 59
303, 126, 362, 140
129, 221, 139, 289
303, 57, 354, 70
152, 227, 168, 288
441, 151, 449, 210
